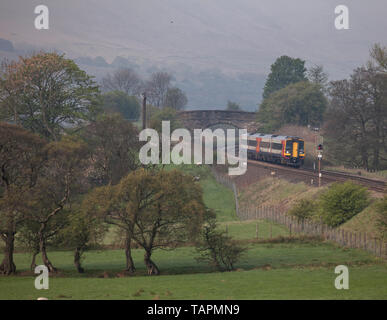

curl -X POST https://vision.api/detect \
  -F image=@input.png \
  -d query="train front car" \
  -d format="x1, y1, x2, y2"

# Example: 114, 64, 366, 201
284, 137, 305, 167
247, 133, 305, 168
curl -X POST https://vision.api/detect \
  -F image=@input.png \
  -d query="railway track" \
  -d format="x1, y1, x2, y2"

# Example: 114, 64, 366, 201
246, 159, 386, 193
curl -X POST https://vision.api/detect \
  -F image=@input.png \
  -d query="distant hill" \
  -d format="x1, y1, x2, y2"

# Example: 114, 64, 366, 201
0, 38, 14, 52
1, 0, 386, 109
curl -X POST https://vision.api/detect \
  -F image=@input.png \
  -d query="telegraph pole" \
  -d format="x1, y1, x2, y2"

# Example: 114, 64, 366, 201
142, 92, 147, 130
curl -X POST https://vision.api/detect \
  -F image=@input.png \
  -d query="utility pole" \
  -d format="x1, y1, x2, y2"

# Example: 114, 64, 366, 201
142, 92, 147, 130
317, 144, 323, 187
318, 154, 322, 187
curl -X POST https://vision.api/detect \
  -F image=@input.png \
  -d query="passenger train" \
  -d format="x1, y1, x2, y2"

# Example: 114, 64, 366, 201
246, 133, 305, 168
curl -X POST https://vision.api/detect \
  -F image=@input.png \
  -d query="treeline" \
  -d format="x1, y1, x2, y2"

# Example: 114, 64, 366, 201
257, 44, 387, 170
0, 52, 244, 276
101, 68, 188, 112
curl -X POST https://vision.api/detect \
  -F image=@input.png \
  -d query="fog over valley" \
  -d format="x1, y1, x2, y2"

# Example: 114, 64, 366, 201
0, 0, 386, 110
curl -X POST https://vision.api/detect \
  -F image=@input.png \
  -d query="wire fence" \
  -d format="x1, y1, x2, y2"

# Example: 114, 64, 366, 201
210, 166, 387, 259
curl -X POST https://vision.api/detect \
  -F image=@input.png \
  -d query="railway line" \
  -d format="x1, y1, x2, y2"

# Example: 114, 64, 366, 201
245, 159, 386, 193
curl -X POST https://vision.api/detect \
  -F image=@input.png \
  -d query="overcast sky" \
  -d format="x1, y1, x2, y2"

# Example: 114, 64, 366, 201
1, 1, 386, 79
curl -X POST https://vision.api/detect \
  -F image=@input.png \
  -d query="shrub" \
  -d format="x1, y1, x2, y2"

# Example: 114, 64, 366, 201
319, 181, 370, 227
195, 210, 247, 271
288, 199, 317, 223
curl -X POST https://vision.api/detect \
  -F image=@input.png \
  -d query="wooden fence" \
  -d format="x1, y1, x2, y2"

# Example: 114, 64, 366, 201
239, 205, 387, 259
210, 166, 387, 259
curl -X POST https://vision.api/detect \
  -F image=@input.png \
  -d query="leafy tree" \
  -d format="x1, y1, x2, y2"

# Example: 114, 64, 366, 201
0, 52, 100, 140
369, 43, 387, 71
288, 199, 317, 223
101, 90, 140, 120
257, 81, 327, 132
319, 182, 370, 227
18, 211, 69, 271
307, 64, 328, 93
57, 207, 106, 273
22, 136, 90, 272
91, 169, 206, 275
0, 123, 46, 275
163, 87, 187, 110
133, 169, 205, 275
102, 68, 141, 96
81, 113, 141, 185
226, 101, 241, 111
82, 182, 137, 272
195, 210, 247, 271
262, 55, 307, 99
326, 63, 387, 169
149, 107, 182, 133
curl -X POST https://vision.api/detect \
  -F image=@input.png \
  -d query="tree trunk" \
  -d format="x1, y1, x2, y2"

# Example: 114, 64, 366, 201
373, 147, 380, 170
74, 247, 84, 273
124, 231, 135, 273
39, 234, 56, 273
361, 151, 369, 170
30, 249, 39, 271
0, 232, 16, 275
144, 250, 159, 275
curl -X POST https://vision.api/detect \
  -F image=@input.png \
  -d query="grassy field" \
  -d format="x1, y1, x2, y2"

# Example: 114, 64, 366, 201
1, 239, 385, 300
2, 265, 386, 300
167, 164, 238, 221
1, 165, 386, 300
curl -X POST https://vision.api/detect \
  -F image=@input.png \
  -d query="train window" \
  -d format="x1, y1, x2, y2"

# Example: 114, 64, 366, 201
299, 141, 304, 153
260, 141, 270, 148
247, 139, 256, 147
285, 141, 292, 152
272, 143, 282, 150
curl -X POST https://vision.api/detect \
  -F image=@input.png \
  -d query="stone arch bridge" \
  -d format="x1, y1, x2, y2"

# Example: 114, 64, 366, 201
177, 110, 259, 132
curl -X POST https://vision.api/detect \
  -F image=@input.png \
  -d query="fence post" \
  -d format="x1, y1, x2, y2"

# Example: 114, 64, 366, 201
355, 232, 357, 248
379, 241, 382, 257
256, 222, 258, 239
374, 238, 377, 255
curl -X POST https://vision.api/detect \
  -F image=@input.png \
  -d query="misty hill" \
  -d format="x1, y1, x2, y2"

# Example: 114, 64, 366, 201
0, 0, 386, 109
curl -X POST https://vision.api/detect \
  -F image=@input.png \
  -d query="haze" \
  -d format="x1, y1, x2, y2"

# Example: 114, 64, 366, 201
0, 0, 386, 110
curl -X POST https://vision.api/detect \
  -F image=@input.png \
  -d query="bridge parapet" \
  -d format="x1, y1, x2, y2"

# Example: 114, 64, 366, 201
177, 110, 259, 133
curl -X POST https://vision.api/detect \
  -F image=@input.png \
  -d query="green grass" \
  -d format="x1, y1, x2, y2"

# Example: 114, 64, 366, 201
1, 265, 386, 300
1, 243, 385, 300
1, 164, 386, 300
220, 219, 289, 240
166, 164, 238, 221
9, 241, 378, 275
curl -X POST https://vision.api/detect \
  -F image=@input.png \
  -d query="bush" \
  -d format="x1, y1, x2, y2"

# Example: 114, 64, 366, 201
195, 210, 247, 271
288, 199, 317, 223
101, 91, 140, 120
319, 182, 370, 227
375, 196, 387, 240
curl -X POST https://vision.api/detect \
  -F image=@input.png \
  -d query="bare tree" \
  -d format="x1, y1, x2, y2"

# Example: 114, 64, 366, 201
145, 72, 172, 108
102, 68, 142, 96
